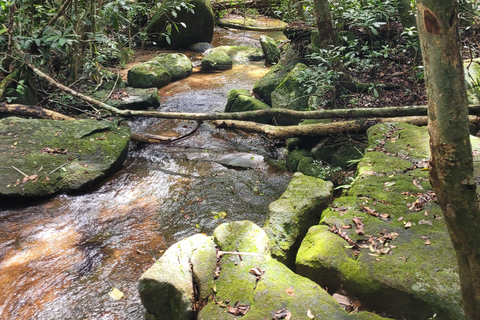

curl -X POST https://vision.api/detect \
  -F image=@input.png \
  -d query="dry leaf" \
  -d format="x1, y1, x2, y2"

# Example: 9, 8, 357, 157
285, 286, 295, 297
424, 239, 431, 245
273, 308, 292, 320
307, 309, 315, 319
397, 216, 404, 222
405, 221, 412, 228
412, 179, 423, 190
418, 219, 433, 226
108, 287, 124, 300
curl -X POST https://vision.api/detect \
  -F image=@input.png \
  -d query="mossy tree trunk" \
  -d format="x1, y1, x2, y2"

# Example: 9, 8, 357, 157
417, 1, 480, 319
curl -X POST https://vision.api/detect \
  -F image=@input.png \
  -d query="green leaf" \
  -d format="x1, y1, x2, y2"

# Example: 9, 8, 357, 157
0, 28, 7, 35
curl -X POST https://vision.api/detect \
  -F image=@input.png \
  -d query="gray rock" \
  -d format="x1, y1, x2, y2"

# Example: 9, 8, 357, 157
0, 117, 130, 198
188, 42, 213, 53
91, 87, 160, 110
205, 45, 264, 63
259, 35, 280, 65
127, 61, 172, 88
139, 234, 216, 320
263, 172, 333, 268
201, 51, 233, 71
146, 0, 214, 48
216, 153, 264, 169
152, 53, 193, 81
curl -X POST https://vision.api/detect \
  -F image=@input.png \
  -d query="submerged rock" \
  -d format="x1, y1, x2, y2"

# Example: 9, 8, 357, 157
259, 35, 280, 65
91, 87, 160, 110
205, 45, 264, 63
127, 61, 172, 88
152, 53, 193, 81
0, 117, 130, 198
146, 0, 214, 49
201, 51, 233, 71
296, 122, 468, 320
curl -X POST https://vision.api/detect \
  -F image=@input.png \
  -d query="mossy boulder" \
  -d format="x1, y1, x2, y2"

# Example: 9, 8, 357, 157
0, 117, 130, 198
271, 63, 312, 124
205, 46, 264, 63
201, 51, 233, 71
139, 234, 217, 320
224, 89, 271, 123
146, 0, 214, 49
263, 173, 333, 268
252, 64, 294, 105
310, 136, 365, 169
225, 89, 251, 112
259, 35, 280, 65
296, 122, 467, 320
91, 87, 160, 110
127, 61, 172, 88
464, 59, 480, 104
285, 149, 310, 172
297, 157, 340, 180
152, 53, 193, 81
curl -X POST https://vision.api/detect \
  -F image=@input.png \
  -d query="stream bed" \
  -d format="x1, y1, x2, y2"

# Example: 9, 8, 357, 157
0, 28, 290, 319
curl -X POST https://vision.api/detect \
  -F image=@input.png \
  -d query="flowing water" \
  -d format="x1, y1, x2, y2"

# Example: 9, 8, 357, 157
0, 28, 290, 319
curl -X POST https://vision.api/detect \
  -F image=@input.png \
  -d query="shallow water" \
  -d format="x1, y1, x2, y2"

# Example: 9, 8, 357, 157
0, 28, 290, 320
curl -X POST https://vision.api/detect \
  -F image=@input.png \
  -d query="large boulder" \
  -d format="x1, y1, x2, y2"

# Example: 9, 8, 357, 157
91, 87, 160, 110
0, 117, 130, 198
296, 122, 471, 320
201, 51, 233, 71
152, 53, 193, 81
252, 64, 294, 105
146, 0, 214, 49
263, 173, 333, 268
139, 234, 216, 320
271, 63, 311, 113
205, 46, 264, 63
224, 89, 271, 123
127, 61, 171, 88
259, 35, 280, 65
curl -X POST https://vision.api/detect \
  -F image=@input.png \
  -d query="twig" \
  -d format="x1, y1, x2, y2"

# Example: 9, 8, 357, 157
49, 162, 70, 175
11, 166, 28, 177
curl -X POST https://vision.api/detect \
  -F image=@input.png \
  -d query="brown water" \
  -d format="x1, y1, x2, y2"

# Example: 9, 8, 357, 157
0, 28, 290, 320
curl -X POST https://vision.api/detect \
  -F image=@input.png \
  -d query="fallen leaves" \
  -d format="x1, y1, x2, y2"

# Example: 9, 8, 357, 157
285, 286, 295, 297
226, 301, 250, 316
360, 205, 389, 220
40, 147, 68, 154
273, 308, 292, 320
249, 267, 265, 280
406, 191, 436, 212
352, 216, 364, 235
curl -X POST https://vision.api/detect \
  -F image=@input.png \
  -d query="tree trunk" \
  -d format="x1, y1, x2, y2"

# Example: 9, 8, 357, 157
313, 0, 336, 46
417, 1, 480, 319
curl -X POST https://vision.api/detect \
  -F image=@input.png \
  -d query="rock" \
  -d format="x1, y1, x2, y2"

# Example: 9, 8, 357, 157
127, 61, 172, 88
205, 46, 264, 63
252, 64, 293, 105
224, 89, 271, 123
216, 153, 264, 170
224, 89, 251, 112
285, 149, 310, 172
310, 135, 365, 169
201, 51, 233, 71
263, 173, 333, 268
152, 53, 193, 81
271, 63, 312, 120
146, 0, 214, 49
99, 70, 127, 90
259, 35, 280, 65
297, 157, 340, 180
91, 87, 160, 110
464, 59, 480, 104
139, 234, 217, 320
188, 42, 213, 53
296, 122, 467, 320
0, 117, 130, 198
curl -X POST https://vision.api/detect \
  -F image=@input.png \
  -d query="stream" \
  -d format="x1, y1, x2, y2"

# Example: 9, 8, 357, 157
0, 28, 290, 319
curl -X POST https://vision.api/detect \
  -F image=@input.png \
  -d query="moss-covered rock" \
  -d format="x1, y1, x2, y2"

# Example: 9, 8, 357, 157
263, 173, 333, 268
296, 122, 466, 320
297, 157, 340, 180
464, 60, 480, 104
152, 53, 193, 81
127, 61, 172, 88
260, 35, 280, 65
91, 87, 160, 110
201, 51, 233, 71
224, 89, 271, 123
271, 63, 312, 124
205, 45, 264, 63
252, 64, 294, 105
285, 149, 310, 172
146, 0, 214, 49
225, 89, 251, 112
139, 234, 216, 320
0, 117, 130, 198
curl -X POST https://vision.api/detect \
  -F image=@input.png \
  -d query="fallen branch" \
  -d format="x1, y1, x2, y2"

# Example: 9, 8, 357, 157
0, 102, 76, 121
216, 19, 285, 31
213, 116, 480, 139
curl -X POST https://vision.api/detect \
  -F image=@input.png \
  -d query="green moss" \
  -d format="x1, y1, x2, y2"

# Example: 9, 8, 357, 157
252, 64, 294, 105
206, 45, 264, 62
127, 61, 172, 88
152, 53, 192, 81
225, 89, 251, 112
286, 149, 310, 172
201, 51, 233, 71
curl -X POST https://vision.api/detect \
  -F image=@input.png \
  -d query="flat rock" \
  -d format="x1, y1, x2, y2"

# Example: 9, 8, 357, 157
91, 87, 160, 110
205, 45, 264, 63
0, 117, 130, 198
216, 153, 264, 169
296, 122, 473, 320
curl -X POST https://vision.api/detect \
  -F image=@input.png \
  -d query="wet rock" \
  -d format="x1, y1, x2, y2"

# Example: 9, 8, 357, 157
152, 53, 193, 81
205, 45, 264, 63
271, 63, 312, 121
225, 89, 251, 112
263, 173, 333, 268
201, 51, 233, 71
259, 35, 280, 65
91, 87, 160, 110
224, 89, 271, 123
0, 117, 130, 198
252, 64, 294, 105
146, 0, 214, 49
139, 234, 216, 320
127, 61, 172, 88
188, 42, 213, 53
296, 122, 469, 320
216, 153, 264, 169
